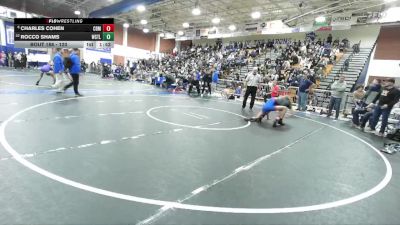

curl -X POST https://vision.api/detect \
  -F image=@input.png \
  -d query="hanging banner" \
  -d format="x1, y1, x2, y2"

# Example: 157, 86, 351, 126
4, 21, 14, 46
244, 22, 259, 32
261, 20, 290, 34
316, 26, 332, 31
331, 13, 353, 26
185, 29, 195, 38
200, 28, 208, 37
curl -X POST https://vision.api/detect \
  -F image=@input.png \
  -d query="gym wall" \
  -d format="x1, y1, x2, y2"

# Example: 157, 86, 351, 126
113, 55, 124, 65
114, 24, 123, 45
374, 24, 400, 60
127, 28, 157, 51
160, 39, 175, 53
366, 24, 400, 79
192, 24, 381, 48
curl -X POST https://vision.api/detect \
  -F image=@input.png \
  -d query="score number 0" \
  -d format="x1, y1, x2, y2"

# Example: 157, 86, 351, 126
102, 24, 114, 32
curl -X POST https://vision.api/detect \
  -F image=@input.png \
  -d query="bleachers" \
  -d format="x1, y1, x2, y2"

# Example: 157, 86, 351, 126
236, 50, 280, 80
319, 47, 374, 92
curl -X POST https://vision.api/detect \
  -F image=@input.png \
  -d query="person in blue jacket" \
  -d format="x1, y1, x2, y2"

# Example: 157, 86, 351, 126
211, 68, 220, 94
51, 48, 64, 89
63, 48, 82, 96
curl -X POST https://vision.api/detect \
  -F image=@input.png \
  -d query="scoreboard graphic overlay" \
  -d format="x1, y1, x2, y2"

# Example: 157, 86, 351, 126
14, 18, 114, 48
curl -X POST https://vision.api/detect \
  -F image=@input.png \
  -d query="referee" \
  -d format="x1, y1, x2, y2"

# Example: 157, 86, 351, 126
242, 67, 261, 110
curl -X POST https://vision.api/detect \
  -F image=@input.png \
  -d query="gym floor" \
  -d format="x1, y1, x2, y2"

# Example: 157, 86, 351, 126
0, 69, 399, 225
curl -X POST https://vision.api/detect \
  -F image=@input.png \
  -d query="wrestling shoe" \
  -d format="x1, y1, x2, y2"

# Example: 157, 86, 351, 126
278, 119, 285, 126
273, 120, 278, 127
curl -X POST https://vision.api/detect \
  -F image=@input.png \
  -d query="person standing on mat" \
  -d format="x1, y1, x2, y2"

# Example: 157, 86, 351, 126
211, 67, 220, 95
62, 48, 82, 97
51, 48, 64, 90
36, 61, 55, 85
188, 69, 201, 96
201, 65, 213, 96
245, 96, 292, 127
242, 67, 261, 110
327, 75, 347, 120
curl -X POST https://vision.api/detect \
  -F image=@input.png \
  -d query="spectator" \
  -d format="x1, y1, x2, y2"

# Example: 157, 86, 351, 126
344, 58, 350, 71
327, 34, 333, 44
363, 78, 382, 103
351, 85, 366, 127
297, 75, 315, 111
271, 80, 280, 98
327, 75, 347, 120
367, 78, 400, 136
7, 52, 13, 67
359, 103, 377, 132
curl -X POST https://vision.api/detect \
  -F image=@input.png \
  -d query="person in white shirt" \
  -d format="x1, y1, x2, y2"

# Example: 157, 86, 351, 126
242, 67, 262, 110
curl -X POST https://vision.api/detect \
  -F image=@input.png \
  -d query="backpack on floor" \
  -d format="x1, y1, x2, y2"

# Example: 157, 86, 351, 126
386, 129, 400, 142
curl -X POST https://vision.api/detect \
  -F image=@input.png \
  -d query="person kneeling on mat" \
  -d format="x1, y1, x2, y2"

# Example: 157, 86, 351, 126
245, 96, 292, 127
36, 61, 55, 85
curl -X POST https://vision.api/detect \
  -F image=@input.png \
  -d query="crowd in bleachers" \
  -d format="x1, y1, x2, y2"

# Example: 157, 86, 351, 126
111, 35, 350, 95
0, 51, 28, 69
80, 34, 353, 102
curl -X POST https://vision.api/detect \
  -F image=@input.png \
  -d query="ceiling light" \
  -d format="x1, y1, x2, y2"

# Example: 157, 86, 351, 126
183, 22, 190, 28
140, 19, 148, 25
137, 5, 146, 12
178, 31, 184, 36
192, 8, 201, 16
123, 23, 130, 28
159, 33, 165, 38
251, 11, 261, 19
211, 26, 217, 30
143, 28, 149, 33
74, 10, 80, 15
315, 16, 326, 23
212, 17, 220, 24
385, 0, 396, 2
228, 25, 236, 31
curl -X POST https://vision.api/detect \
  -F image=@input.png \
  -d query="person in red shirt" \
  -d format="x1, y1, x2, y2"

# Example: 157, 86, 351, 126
271, 80, 280, 98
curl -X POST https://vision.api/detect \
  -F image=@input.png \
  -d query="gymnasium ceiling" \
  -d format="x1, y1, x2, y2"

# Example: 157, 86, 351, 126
2, 0, 399, 34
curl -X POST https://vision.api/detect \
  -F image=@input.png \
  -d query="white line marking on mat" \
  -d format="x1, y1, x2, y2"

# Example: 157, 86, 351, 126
147, 105, 250, 131
0, 94, 393, 214
182, 112, 203, 120
11, 111, 144, 123
196, 122, 221, 128
189, 112, 209, 119
136, 127, 324, 224
100, 140, 116, 145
